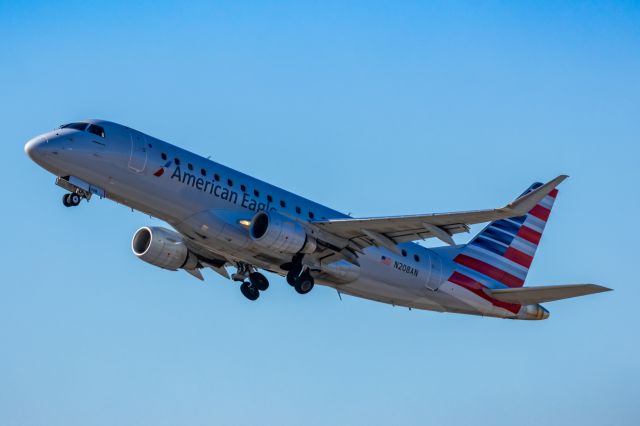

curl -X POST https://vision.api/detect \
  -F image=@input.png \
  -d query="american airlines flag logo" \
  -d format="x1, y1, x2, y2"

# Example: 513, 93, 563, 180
153, 160, 173, 177
381, 255, 392, 266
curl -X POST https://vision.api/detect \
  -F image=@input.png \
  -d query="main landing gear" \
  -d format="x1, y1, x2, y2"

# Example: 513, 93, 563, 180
234, 263, 269, 301
293, 270, 314, 295
62, 192, 83, 207
282, 254, 315, 295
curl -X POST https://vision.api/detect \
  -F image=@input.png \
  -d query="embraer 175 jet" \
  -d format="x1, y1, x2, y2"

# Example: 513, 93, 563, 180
25, 120, 610, 320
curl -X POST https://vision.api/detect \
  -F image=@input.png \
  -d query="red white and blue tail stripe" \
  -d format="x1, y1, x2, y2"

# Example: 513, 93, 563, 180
445, 182, 559, 313
452, 182, 557, 289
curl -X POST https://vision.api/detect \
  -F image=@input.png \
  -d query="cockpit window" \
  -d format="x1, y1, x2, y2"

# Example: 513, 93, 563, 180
61, 122, 88, 131
87, 124, 105, 138
59, 122, 106, 138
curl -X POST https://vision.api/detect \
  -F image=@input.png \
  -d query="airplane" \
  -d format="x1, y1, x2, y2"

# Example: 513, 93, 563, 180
24, 119, 611, 320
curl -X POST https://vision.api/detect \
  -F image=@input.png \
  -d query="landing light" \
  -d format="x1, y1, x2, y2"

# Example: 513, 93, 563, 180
238, 219, 251, 227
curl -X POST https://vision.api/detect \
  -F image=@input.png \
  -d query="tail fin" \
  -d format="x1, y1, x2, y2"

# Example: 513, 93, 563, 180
452, 182, 559, 289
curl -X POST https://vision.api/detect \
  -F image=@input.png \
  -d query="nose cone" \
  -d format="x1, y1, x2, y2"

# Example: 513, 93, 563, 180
24, 135, 47, 161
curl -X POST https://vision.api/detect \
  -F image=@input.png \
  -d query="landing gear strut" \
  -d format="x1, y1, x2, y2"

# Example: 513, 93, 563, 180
234, 263, 269, 301
283, 253, 304, 286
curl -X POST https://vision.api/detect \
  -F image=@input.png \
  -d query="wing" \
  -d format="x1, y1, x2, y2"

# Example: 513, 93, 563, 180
312, 175, 567, 254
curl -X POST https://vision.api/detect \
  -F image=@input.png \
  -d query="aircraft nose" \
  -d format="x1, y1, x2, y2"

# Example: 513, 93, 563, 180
24, 135, 48, 160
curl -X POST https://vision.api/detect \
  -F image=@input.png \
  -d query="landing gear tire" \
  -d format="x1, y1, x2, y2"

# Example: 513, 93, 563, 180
68, 193, 81, 206
286, 264, 303, 286
286, 271, 298, 286
294, 272, 314, 295
240, 282, 260, 301
63, 193, 81, 207
283, 254, 303, 286
249, 272, 269, 291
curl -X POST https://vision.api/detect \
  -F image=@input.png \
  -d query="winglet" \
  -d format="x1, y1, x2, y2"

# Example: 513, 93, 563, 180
502, 175, 568, 216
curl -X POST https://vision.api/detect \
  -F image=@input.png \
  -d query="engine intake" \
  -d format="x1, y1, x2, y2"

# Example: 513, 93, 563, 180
249, 211, 316, 254
132, 226, 199, 270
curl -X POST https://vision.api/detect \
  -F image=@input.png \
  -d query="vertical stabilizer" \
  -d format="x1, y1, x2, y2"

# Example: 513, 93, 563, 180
450, 182, 559, 290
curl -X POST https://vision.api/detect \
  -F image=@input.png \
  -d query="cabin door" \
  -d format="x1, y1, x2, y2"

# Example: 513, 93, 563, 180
128, 131, 147, 173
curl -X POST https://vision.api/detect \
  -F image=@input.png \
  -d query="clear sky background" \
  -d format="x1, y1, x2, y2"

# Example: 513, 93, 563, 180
1, 1, 638, 425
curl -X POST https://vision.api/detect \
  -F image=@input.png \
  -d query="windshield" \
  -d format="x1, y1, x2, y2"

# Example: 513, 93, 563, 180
60, 122, 88, 131
87, 124, 105, 138
59, 122, 105, 138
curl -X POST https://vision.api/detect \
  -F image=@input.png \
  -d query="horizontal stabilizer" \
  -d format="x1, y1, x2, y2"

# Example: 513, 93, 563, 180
485, 284, 611, 305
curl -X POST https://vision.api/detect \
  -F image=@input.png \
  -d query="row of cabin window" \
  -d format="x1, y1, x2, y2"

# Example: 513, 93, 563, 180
160, 151, 319, 219
400, 248, 421, 263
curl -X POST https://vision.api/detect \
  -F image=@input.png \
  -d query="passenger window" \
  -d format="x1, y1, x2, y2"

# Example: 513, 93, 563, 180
227, 179, 233, 187
87, 124, 105, 138
254, 189, 260, 197
174, 158, 181, 165
414, 254, 420, 262
161, 153, 167, 160
401, 249, 407, 257
280, 200, 286, 208
267, 195, 273, 203
295, 207, 301, 214
200, 168, 206, 177
188, 163, 193, 171
240, 184, 246, 192
214, 173, 220, 181
308, 212, 315, 219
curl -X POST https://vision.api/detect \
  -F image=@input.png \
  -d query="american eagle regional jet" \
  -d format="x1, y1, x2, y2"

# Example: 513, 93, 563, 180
25, 120, 610, 320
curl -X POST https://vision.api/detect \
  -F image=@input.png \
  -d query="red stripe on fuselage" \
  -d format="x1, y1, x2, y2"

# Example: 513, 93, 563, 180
448, 271, 521, 314
454, 254, 525, 287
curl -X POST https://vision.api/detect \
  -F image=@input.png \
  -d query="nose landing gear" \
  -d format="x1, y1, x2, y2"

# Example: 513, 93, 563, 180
62, 192, 83, 207
56, 177, 93, 208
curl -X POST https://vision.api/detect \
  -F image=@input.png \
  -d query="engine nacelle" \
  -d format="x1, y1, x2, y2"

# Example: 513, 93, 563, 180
249, 211, 316, 254
131, 226, 199, 270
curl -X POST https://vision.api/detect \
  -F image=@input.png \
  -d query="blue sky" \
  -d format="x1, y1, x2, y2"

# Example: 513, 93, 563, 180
1, 1, 638, 425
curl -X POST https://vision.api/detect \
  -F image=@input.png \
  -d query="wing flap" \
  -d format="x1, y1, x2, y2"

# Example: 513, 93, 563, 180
485, 284, 612, 305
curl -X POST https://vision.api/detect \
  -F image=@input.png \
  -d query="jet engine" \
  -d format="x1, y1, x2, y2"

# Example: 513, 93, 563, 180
132, 226, 199, 270
249, 211, 316, 254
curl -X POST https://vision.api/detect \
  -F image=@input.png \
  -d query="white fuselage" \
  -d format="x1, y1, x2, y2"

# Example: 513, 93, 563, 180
25, 119, 531, 319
